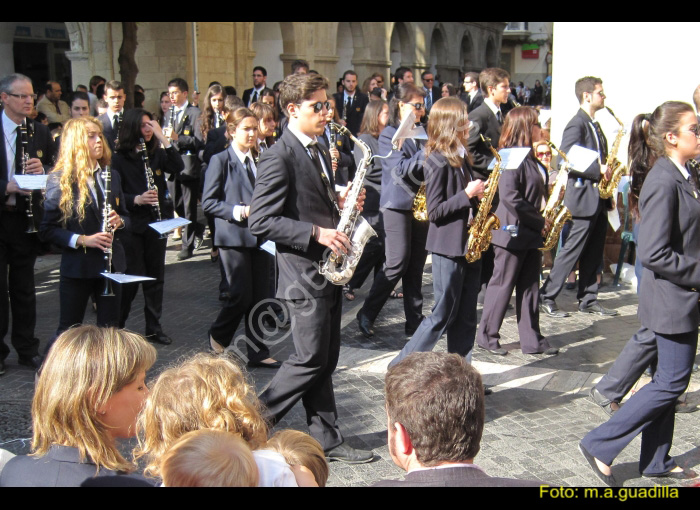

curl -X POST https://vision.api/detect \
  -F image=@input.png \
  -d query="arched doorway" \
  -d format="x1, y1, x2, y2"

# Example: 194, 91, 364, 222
389, 22, 411, 78
252, 22, 284, 87
429, 24, 447, 80
335, 22, 354, 85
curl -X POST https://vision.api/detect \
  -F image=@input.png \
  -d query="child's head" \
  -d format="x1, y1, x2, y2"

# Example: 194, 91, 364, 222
161, 429, 259, 487
266, 429, 329, 487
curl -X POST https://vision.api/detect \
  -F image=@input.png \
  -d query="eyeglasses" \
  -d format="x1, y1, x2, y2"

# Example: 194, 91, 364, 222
300, 101, 331, 114
536, 151, 552, 158
406, 102, 424, 110
6, 93, 37, 101
686, 125, 700, 137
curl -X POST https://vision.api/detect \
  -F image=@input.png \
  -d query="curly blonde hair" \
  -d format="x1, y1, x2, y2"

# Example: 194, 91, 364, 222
134, 353, 269, 478
52, 116, 111, 225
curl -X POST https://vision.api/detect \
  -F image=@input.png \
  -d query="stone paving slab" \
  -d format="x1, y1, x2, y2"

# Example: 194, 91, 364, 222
1, 236, 699, 488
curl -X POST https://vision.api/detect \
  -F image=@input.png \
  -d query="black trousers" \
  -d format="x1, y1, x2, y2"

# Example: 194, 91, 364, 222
259, 288, 344, 451
119, 229, 167, 336
209, 247, 271, 363
347, 230, 385, 290
478, 246, 548, 353
167, 177, 201, 252
0, 210, 39, 361
360, 209, 427, 330
540, 205, 607, 307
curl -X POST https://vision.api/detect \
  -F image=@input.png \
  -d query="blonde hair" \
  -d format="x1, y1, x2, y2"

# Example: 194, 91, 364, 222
31, 326, 156, 473
134, 353, 269, 478
266, 429, 329, 487
52, 116, 111, 225
161, 429, 259, 487
425, 97, 472, 168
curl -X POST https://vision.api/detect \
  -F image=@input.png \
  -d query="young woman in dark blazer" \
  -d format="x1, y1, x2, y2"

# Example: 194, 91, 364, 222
388, 97, 485, 368
40, 117, 129, 348
580, 101, 700, 486
202, 108, 280, 369
477, 107, 558, 356
112, 109, 184, 345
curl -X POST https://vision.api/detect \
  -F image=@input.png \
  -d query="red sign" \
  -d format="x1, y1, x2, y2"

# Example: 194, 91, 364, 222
522, 43, 539, 59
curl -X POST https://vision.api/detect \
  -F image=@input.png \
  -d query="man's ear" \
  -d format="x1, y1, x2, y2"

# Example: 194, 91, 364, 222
394, 422, 413, 455
286, 102, 298, 119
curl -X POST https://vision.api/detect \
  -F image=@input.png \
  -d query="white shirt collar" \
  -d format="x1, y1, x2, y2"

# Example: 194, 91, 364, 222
484, 98, 501, 117
344, 91, 356, 102
231, 144, 253, 166
2, 110, 21, 135
287, 124, 317, 149
670, 157, 690, 180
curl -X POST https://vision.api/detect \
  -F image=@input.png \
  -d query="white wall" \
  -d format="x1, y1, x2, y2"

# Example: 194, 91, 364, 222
552, 22, 700, 166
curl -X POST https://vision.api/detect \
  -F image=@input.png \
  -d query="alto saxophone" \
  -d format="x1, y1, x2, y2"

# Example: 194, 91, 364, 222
319, 122, 377, 285
412, 182, 428, 221
465, 135, 502, 263
599, 106, 627, 199
540, 141, 572, 251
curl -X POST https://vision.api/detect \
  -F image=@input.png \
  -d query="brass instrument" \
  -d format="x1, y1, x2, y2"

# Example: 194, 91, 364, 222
139, 138, 167, 239
540, 141, 572, 251
412, 182, 428, 221
465, 135, 502, 263
599, 106, 627, 199
511, 98, 522, 108
19, 120, 37, 233
319, 122, 377, 285
101, 165, 115, 297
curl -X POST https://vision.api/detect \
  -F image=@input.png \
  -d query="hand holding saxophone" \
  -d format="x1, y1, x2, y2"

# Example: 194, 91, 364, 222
337, 181, 365, 213
465, 179, 485, 199
317, 228, 351, 256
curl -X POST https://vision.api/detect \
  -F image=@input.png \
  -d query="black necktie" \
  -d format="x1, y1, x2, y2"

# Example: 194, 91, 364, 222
251, 91, 258, 105
592, 121, 608, 161
425, 90, 432, 112
244, 157, 255, 187
308, 143, 338, 212
496, 110, 503, 125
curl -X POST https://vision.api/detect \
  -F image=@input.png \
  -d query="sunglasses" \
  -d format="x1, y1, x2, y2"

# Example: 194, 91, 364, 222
299, 101, 331, 114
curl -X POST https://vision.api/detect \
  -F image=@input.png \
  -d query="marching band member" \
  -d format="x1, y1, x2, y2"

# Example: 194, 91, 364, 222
112, 109, 184, 345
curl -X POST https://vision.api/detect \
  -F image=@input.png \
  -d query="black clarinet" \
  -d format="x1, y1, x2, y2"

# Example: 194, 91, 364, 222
20, 120, 37, 233
101, 165, 115, 296
139, 138, 166, 239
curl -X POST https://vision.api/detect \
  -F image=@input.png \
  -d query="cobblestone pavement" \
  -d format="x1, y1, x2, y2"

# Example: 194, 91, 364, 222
1, 236, 699, 488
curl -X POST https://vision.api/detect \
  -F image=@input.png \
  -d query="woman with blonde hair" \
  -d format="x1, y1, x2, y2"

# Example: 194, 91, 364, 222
387, 97, 485, 367
0, 325, 157, 486
134, 353, 296, 486
39, 117, 130, 352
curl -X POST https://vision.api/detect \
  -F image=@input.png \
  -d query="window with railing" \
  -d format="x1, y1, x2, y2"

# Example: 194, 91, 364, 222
505, 22, 529, 32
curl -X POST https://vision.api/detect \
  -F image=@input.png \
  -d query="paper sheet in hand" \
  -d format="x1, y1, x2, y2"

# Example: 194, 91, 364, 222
149, 217, 191, 235
260, 240, 276, 256
487, 147, 531, 170
13, 175, 48, 190
391, 110, 427, 147
607, 208, 621, 231
566, 145, 600, 172
101, 272, 156, 284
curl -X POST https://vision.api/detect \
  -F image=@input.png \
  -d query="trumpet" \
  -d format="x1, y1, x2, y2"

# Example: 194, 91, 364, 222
19, 119, 37, 233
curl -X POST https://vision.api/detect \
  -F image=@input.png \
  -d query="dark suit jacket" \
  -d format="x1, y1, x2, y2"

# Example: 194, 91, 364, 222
97, 111, 123, 153
490, 156, 547, 250
378, 125, 425, 211
249, 129, 339, 298
637, 157, 700, 334
466, 89, 484, 113
202, 146, 259, 248
423, 151, 476, 258
164, 103, 202, 180
202, 125, 228, 166
333, 91, 369, 136
424, 86, 442, 114
560, 108, 606, 217
242, 87, 266, 107
372, 465, 543, 487
112, 145, 184, 233
467, 102, 502, 180
0, 445, 153, 487
353, 133, 382, 230
39, 169, 130, 278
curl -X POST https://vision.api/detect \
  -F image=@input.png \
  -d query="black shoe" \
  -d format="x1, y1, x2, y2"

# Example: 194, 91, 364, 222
539, 301, 570, 318
642, 467, 698, 480
532, 347, 559, 356
211, 250, 219, 263
484, 387, 492, 395
589, 387, 620, 417
147, 333, 173, 345
478, 344, 508, 356
177, 249, 193, 261
579, 302, 618, 316
219, 291, 231, 301
675, 401, 697, 414
357, 312, 374, 338
565, 282, 576, 290
579, 443, 619, 487
18, 355, 43, 371
0, 358, 5, 376
247, 359, 282, 369
325, 443, 374, 464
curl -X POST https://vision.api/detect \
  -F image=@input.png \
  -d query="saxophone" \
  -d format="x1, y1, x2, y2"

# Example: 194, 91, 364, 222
412, 182, 428, 221
599, 106, 627, 199
465, 135, 502, 263
540, 141, 572, 251
319, 122, 378, 285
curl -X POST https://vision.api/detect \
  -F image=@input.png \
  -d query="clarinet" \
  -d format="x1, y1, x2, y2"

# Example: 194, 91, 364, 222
139, 138, 166, 238
329, 126, 338, 168
101, 165, 115, 296
19, 120, 37, 233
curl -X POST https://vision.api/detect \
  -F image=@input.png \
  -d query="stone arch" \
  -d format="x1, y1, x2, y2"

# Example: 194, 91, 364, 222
485, 36, 498, 68
428, 23, 448, 75
252, 22, 285, 86
335, 22, 354, 82
389, 22, 413, 75
460, 31, 477, 73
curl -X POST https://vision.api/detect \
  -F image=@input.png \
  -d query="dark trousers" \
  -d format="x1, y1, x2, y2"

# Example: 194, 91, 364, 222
540, 205, 607, 307
119, 229, 167, 336
259, 288, 344, 451
209, 247, 271, 363
581, 329, 697, 475
478, 246, 548, 353
167, 178, 201, 252
347, 231, 385, 290
389, 254, 481, 368
0, 211, 39, 361
360, 209, 427, 330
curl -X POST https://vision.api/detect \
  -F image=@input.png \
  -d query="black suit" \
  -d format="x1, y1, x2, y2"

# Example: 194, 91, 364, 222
113, 145, 183, 337
164, 103, 203, 253
423, 86, 442, 114
540, 108, 608, 308
465, 89, 484, 113
242, 87, 265, 108
373, 465, 543, 487
333, 91, 369, 137
248, 129, 344, 450
98, 111, 123, 153
318, 124, 355, 185
0, 115, 56, 363
202, 146, 271, 363
40, 168, 130, 345
478, 157, 550, 354
582, 156, 700, 476
389, 152, 480, 368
